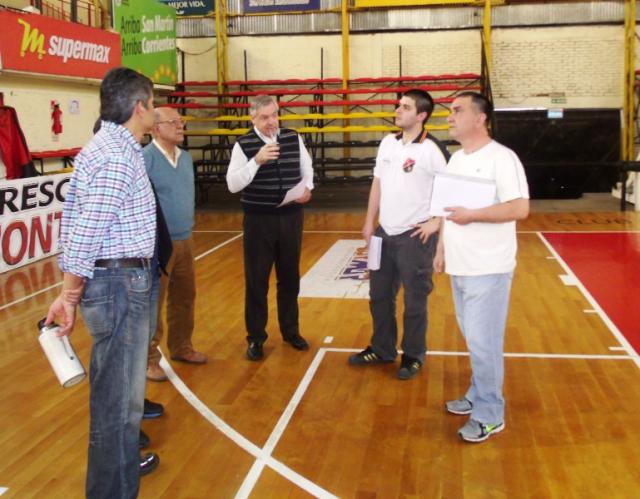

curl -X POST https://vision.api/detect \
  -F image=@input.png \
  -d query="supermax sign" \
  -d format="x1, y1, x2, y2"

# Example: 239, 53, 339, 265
0, 11, 120, 79
0, 175, 70, 273
19, 18, 112, 64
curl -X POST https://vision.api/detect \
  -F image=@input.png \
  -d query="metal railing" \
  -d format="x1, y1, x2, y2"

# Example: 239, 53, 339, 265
31, 0, 105, 28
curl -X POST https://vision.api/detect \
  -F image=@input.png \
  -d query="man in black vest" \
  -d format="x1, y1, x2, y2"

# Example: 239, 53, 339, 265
227, 94, 314, 361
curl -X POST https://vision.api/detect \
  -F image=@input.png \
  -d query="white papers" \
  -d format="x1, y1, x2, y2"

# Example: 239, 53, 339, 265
367, 235, 382, 270
278, 178, 307, 207
429, 172, 497, 217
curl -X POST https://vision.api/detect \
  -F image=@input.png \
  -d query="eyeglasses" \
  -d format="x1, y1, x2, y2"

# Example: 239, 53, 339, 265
156, 118, 185, 127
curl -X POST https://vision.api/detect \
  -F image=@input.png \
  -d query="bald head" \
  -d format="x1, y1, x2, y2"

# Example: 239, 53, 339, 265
152, 106, 185, 147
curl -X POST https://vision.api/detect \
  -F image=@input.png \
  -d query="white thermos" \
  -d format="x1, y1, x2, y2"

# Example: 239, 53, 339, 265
37, 318, 86, 388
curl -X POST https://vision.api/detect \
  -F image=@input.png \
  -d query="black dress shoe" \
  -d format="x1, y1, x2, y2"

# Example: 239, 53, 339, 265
139, 452, 160, 476
246, 341, 264, 361
143, 398, 164, 419
284, 334, 309, 351
139, 430, 150, 449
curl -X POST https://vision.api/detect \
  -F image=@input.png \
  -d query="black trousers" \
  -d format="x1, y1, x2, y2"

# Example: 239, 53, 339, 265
243, 210, 304, 343
369, 226, 437, 361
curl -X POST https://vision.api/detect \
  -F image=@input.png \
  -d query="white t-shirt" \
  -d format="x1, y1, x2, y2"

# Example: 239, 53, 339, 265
374, 133, 447, 235
443, 140, 529, 276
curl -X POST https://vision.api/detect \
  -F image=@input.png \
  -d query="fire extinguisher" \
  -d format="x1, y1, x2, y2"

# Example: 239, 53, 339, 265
51, 100, 63, 136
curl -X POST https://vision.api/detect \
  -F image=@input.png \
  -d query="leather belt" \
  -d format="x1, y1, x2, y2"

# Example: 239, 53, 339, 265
95, 258, 150, 269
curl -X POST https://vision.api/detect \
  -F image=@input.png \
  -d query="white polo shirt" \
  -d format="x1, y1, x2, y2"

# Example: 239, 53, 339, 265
443, 140, 529, 276
374, 133, 447, 235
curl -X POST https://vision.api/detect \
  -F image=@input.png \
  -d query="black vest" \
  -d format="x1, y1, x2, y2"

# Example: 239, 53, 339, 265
237, 128, 303, 214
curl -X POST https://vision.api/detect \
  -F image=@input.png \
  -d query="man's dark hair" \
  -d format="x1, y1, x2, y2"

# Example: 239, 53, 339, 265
99, 67, 153, 125
402, 89, 435, 126
456, 91, 494, 126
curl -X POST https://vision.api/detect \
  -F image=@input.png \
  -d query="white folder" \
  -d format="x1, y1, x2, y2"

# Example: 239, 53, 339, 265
429, 172, 497, 217
367, 235, 382, 271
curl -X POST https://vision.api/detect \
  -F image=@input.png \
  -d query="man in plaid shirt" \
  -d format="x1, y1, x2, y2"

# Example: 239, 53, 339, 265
46, 67, 158, 498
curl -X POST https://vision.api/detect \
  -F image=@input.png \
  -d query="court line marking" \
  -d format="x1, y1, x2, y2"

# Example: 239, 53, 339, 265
559, 274, 578, 286
323, 347, 637, 360
195, 234, 244, 261
537, 232, 640, 368
0, 282, 61, 312
166, 345, 639, 497
0, 235, 243, 312
0, 487, 8, 496
235, 349, 337, 499
159, 353, 338, 499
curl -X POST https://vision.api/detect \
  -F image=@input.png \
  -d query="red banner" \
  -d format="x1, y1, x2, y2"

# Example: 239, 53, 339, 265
0, 11, 121, 80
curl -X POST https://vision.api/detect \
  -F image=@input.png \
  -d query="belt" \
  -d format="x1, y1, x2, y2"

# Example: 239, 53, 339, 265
95, 258, 150, 269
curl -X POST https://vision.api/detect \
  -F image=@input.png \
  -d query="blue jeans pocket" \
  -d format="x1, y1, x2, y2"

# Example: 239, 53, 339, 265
80, 277, 114, 342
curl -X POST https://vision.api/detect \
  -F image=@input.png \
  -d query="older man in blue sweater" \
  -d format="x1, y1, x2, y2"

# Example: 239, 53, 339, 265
144, 106, 207, 381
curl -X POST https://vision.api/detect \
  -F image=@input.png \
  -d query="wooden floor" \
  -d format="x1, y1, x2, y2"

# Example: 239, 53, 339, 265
1, 209, 640, 498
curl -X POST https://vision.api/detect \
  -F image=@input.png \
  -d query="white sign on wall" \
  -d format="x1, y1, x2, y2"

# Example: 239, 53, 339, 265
0, 173, 70, 273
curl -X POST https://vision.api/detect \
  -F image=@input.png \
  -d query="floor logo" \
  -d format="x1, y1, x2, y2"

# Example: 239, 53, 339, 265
300, 240, 371, 299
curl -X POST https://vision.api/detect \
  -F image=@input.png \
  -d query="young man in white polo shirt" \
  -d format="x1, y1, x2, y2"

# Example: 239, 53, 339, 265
434, 91, 529, 443
349, 89, 448, 380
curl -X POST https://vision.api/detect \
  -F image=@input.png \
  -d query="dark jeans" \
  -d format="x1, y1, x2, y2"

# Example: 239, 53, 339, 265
80, 265, 153, 499
243, 210, 303, 343
369, 226, 437, 361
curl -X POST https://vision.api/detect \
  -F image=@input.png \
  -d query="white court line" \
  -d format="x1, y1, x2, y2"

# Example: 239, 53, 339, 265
0, 236, 243, 313
163, 344, 638, 498
610, 347, 627, 351
193, 230, 241, 233
235, 349, 338, 499
537, 232, 640, 368
559, 274, 578, 286
0, 487, 8, 496
159, 355, 337, 499
0, 282, 61, 312
323, 347, 636, 361
195, 233, 244, 261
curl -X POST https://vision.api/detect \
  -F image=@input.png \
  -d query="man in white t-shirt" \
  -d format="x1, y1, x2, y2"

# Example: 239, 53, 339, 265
434, 91, 529, 443
349, 89, 448, 380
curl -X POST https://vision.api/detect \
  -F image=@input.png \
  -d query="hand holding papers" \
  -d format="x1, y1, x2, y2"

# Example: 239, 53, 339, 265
429, 172, 497, 217
367, 235, 382, 271
278, 178, 308, 207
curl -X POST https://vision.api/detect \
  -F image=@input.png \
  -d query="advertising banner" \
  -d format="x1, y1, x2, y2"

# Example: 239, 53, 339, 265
243, 0, 320, 13
0, 11, 121, 80
0, 174, 71, 273
113, 0, 177, 85
158, 0, 214, 16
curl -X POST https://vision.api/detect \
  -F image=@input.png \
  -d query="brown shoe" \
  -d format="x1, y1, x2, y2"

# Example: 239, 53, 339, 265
146, 363, 168, 382
171, 350, 208, 364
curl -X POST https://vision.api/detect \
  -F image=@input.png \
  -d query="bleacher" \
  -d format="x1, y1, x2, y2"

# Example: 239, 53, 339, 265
166, 73, 482, 198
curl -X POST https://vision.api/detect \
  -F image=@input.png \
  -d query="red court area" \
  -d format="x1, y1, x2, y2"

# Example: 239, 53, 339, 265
543, 232, 640, 354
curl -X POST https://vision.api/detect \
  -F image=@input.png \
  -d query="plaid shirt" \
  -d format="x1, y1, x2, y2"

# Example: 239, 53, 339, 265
58, 121, 156, 279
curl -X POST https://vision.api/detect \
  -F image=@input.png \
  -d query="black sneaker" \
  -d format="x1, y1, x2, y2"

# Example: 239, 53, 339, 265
397, 355, 423, 380
139, 452, 159, 476
348, 346, 393, 366
143, 399, 164, 419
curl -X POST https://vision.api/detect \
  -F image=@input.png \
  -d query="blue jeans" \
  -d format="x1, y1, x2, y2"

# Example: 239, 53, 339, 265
451, 272, 513, 424
80, 265, 153, 499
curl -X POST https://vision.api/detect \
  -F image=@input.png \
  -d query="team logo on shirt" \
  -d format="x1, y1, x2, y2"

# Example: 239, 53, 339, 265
402, 158, 415, 172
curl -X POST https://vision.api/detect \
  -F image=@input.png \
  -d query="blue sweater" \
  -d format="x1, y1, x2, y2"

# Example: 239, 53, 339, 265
143, 142, 195, 241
